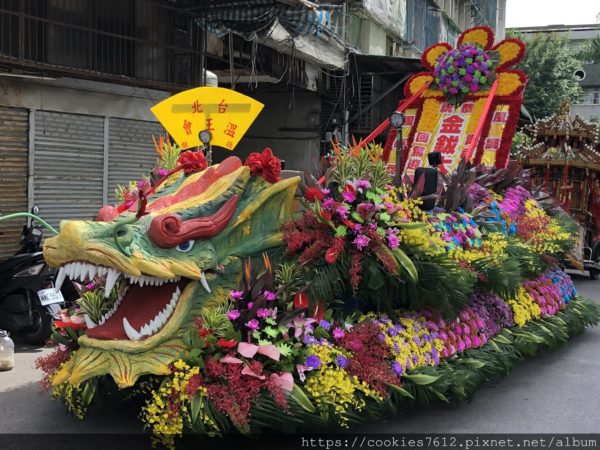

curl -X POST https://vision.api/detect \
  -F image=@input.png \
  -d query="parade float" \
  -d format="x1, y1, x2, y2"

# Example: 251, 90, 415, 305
36, 27, 600, 448
514, 101, 600, 278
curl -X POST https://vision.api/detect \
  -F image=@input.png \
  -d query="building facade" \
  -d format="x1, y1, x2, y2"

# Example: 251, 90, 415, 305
0, 0, 506, 257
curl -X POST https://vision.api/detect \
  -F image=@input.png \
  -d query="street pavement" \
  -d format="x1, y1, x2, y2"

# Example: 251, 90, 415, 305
1, 275, 599, 436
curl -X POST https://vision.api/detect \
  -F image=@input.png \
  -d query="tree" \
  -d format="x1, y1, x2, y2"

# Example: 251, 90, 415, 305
509, 32, 582, 120
577, 34, 600, 63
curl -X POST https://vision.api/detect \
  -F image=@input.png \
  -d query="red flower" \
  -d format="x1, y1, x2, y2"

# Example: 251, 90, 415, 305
312, 303, 325, 321
53, 320, 86, 330
216, 338, 237, 348
293, 292, 309, 309
199, 328, 212, 337
244, 148, 281, 183
178, 151, 208, 174
325, 247, 339, 264
305, 186, 325, 202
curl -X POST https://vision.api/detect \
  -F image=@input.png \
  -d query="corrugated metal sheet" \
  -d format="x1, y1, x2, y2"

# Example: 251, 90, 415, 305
0, 107, 29, 259
108, 118, 163, 204
33, 111, 104, 228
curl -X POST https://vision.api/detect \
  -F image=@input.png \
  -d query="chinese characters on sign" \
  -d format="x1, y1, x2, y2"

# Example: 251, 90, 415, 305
151, 86, 264, 151
403, 101, 472, 177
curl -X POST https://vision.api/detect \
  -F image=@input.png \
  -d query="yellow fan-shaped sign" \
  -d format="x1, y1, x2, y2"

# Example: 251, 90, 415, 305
150, 87, 264, 151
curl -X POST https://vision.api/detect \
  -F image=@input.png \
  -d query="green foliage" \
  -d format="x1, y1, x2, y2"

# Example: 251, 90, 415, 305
509, 31, 583, 119
472, 256, 521, 298
275, 261, 305, 304
577, 33, 600, 63
157, 142, 183, 171
401, 251, 477, 318
329, 144, 391, 191
510, 130, 532, 159
77, 284, 120, 324
198, 303, 233, 338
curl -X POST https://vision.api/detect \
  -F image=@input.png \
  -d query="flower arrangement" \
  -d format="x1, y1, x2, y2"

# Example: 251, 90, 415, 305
432, 43, 497, 104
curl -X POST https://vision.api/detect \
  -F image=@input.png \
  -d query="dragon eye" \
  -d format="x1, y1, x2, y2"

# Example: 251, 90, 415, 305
175, 240, 195, 252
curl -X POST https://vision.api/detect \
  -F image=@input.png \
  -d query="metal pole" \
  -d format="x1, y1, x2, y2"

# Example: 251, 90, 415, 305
394, 130, 403, 186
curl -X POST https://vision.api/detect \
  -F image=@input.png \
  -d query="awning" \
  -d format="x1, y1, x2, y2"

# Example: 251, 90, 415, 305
198, 0, 338, 38
351, 53, 422, 76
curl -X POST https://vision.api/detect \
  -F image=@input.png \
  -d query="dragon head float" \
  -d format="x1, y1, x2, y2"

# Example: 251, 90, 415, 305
43, 155, 299, 388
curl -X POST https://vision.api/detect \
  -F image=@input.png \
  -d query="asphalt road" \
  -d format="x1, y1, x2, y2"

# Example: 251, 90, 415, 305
0, 274, 599, 441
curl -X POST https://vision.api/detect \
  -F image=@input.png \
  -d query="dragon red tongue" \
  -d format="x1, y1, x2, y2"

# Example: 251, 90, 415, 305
86, 283, 178, 340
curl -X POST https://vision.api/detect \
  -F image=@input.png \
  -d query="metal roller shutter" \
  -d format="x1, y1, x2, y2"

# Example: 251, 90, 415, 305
0, 107, 29, 259
108, 118, 164, 204
33, 111, 104, 228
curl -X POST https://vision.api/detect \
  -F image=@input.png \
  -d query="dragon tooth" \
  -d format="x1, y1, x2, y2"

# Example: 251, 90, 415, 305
55, 267, 67, 291
104, 268, 120, 298
140, 324, 150, 336
84, 314, 96, 329
200, 272, 211, 293
123, 317, 142, 341
88, 264, 97, 280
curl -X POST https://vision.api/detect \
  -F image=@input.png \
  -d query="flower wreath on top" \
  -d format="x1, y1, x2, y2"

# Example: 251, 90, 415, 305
407, 26, 527, 105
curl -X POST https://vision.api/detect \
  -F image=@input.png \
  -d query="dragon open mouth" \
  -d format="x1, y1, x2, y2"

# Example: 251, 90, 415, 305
55, 261, 212, 341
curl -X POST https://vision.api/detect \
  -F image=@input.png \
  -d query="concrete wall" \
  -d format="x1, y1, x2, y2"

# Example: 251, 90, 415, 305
572, 104, 600, 121
211, 90, 321, 172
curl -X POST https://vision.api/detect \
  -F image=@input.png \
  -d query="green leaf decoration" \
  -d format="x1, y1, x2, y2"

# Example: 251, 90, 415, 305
190, 393, 203, 424
458, 358, 486, 369
386, 383, 415, 399
403, 373, 442, 385
392, 248, 418, 282
290, 384, 317, 413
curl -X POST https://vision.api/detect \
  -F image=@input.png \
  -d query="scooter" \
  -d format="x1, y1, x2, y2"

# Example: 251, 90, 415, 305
0, 207, 76, 344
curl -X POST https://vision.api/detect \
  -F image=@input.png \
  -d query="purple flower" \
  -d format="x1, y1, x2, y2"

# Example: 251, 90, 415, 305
319, 319, 331, 330
336, 355, 349, 369
353, 234, 370, 250
230, 290, 244, 300
256, 308, 270, 318
377, 333, 386, 341
85, 282, 95, 290
158, 168, 168, 177
226, 309, 240, 321
305, 355, 321, 369
262, 290, 277, 301
245, 319, 260, 331
247, 302, 254, 310
336, 205, 349, 219
137, 179, 147, 189
332, 327, 345, 340
392, 361, 404, 376
342, 191, 356, 203
356, 179, 371, 190
303, 335, 317, 345
387, 233, 400, 250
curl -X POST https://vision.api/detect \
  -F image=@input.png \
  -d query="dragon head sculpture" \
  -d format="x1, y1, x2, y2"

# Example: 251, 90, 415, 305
43, 156, 299, 388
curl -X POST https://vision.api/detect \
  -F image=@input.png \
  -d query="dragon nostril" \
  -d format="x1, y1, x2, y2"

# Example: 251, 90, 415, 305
113, 223, 134, 256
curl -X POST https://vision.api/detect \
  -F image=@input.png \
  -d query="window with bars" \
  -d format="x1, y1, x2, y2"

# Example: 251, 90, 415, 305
0, 0, 205, 90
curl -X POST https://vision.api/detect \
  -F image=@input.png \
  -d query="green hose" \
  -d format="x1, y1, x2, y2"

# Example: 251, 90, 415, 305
0, 212, 58, 235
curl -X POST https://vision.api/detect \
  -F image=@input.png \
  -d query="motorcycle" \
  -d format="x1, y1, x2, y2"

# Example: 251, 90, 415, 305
0, 207, 77, 344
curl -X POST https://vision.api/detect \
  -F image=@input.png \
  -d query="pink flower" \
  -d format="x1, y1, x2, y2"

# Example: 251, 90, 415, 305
158, 168, 168, 177
256, 308, 270, 318
342, 191, 356, 203
230, 290, 244, 300
387, 234, 400, 250
262, 290, 277, 301
332, 327, 345, 340
226, 309, 240, 321
245, 319, 260, 331
353, 234, 370, 250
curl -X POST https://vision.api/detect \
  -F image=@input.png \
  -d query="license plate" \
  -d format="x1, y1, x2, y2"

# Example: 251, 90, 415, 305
37, 288, 65, 306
